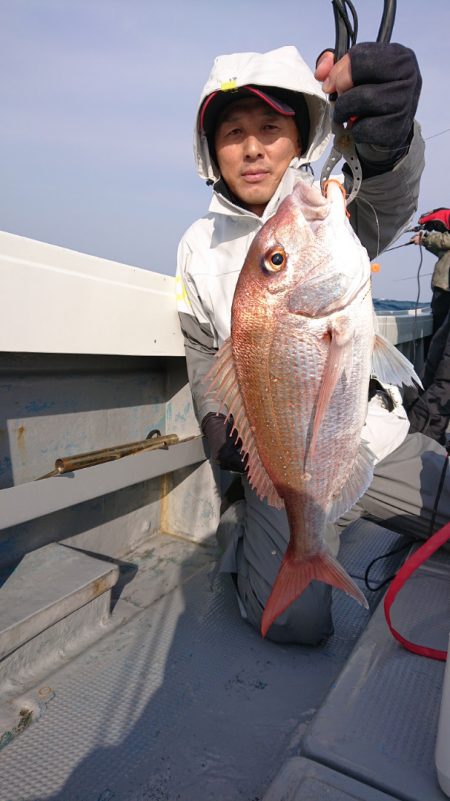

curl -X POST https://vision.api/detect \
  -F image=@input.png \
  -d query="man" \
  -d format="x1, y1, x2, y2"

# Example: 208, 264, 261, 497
177, 44, 449, 644
411, 208, 450, 335
407, 209, 450, 443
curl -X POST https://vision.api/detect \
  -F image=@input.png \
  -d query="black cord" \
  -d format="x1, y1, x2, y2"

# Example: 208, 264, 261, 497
329, 0, 358, 100
364, 445, 450, 592
364, 541, 414, 591
332, 0, 358, 60
429, 449, 450, 538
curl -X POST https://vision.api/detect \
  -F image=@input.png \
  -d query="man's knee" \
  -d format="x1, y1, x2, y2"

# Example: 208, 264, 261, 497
264, 586, 334, 645
215, 499, 246, 576
237, 574, 333, 646
217, 496, 334, 645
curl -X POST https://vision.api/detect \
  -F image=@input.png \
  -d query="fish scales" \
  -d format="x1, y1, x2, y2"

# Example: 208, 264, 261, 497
207, 178, 420, 637
233, 287, 374, 552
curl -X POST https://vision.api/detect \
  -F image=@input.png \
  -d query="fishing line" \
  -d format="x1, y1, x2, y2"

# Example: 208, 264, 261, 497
353, 44, 448, 593
395, 273, 432, 282
383, 242, 414, 253
409, 244, 424, 366
379, 238, 428, 363
425, 127, 450, 141
364, 238, 446, 594
357, 195, 381, 258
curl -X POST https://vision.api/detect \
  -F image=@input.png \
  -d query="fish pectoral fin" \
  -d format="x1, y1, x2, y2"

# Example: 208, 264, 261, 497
309, 319, 353, 458
327, 439, 375, 522
261, 550, 368, 637
205, 338, 283, 509
372, 333, 423, 389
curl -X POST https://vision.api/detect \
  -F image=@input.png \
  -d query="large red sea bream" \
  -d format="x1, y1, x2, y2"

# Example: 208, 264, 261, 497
207, 179, 419, 637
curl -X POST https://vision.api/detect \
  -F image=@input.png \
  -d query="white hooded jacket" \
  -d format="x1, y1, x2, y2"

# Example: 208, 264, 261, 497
194, 46, 331, 184
176, 45, 424, 461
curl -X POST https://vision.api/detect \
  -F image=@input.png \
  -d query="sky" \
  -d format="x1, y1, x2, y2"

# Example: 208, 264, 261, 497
1, 0, 448, 303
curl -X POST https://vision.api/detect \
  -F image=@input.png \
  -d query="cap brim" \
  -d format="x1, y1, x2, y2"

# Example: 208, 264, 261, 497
200, 86, 295, 136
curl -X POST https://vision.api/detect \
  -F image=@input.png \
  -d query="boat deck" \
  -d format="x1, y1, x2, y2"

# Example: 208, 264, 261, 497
0, 233, 444, 800
0, 519, 448, 801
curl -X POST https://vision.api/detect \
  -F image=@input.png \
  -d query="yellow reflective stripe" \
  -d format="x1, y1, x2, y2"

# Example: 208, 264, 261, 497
175, 274, 192, 309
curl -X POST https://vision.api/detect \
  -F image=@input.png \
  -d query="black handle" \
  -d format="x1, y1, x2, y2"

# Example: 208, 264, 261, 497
329, 0, 358, 100
332, 0, 358, 62
376, 0, 397, 43
328, 0, 396, 101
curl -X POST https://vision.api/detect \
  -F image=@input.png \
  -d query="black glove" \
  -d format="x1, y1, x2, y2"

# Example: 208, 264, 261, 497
201, 413, 247, 473
334, 42, 422, 151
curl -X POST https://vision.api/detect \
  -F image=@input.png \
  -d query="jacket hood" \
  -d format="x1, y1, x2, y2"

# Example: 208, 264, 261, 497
194, 45, 331, 183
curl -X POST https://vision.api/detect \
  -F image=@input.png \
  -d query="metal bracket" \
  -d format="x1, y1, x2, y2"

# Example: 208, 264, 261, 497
320, 122, 362, 206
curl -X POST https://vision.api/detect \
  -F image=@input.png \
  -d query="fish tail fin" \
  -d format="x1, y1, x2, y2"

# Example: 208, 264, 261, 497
261, 551, 368, 638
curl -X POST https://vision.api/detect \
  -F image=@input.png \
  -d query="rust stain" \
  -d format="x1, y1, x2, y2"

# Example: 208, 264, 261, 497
16, 425, 26, 458
160, 473, 172, 535
88, 574, 116, 601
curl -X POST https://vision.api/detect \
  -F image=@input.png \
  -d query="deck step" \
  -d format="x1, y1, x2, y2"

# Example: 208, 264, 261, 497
0, 542, 118, 692
263, 756, 399, 800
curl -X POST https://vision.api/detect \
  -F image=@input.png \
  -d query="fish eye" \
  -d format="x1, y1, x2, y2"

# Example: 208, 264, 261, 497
262, 246, 287, 274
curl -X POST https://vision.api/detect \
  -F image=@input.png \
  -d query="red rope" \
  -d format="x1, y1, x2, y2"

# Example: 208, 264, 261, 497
384, 522, 450, 661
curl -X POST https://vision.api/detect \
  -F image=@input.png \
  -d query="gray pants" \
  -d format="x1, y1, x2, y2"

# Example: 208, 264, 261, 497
216, 433, 449, 645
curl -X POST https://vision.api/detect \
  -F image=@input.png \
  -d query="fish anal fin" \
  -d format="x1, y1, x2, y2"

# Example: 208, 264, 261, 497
261, 550, 368, 638
205, 339, 283, 508
327, 439, 375, 522
372, 333, 422, 389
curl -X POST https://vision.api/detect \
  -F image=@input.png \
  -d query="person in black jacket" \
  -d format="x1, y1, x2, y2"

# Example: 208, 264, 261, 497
407, 210, 450, 445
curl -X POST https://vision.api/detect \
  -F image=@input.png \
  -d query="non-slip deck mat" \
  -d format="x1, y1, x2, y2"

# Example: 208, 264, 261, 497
0, 522, 410, 801
302, 551, 450, 801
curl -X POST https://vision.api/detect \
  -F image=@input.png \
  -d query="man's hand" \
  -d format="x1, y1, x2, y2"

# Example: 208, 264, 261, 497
410, 231, 424, 245
315, 43, 422, 151
315, 50, 353, 95
201, 413, 247, 473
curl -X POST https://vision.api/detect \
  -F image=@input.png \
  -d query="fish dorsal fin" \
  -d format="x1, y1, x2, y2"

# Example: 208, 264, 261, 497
205, 338, 283, 509
327, 439, 375, 522
372, 333, 422, 388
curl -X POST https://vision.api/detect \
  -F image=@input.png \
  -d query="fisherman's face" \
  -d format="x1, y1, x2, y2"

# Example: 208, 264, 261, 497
214, 98, 301, 217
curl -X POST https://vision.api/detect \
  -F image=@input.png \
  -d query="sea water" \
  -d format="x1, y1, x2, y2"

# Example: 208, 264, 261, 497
373, 299, 431, 314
